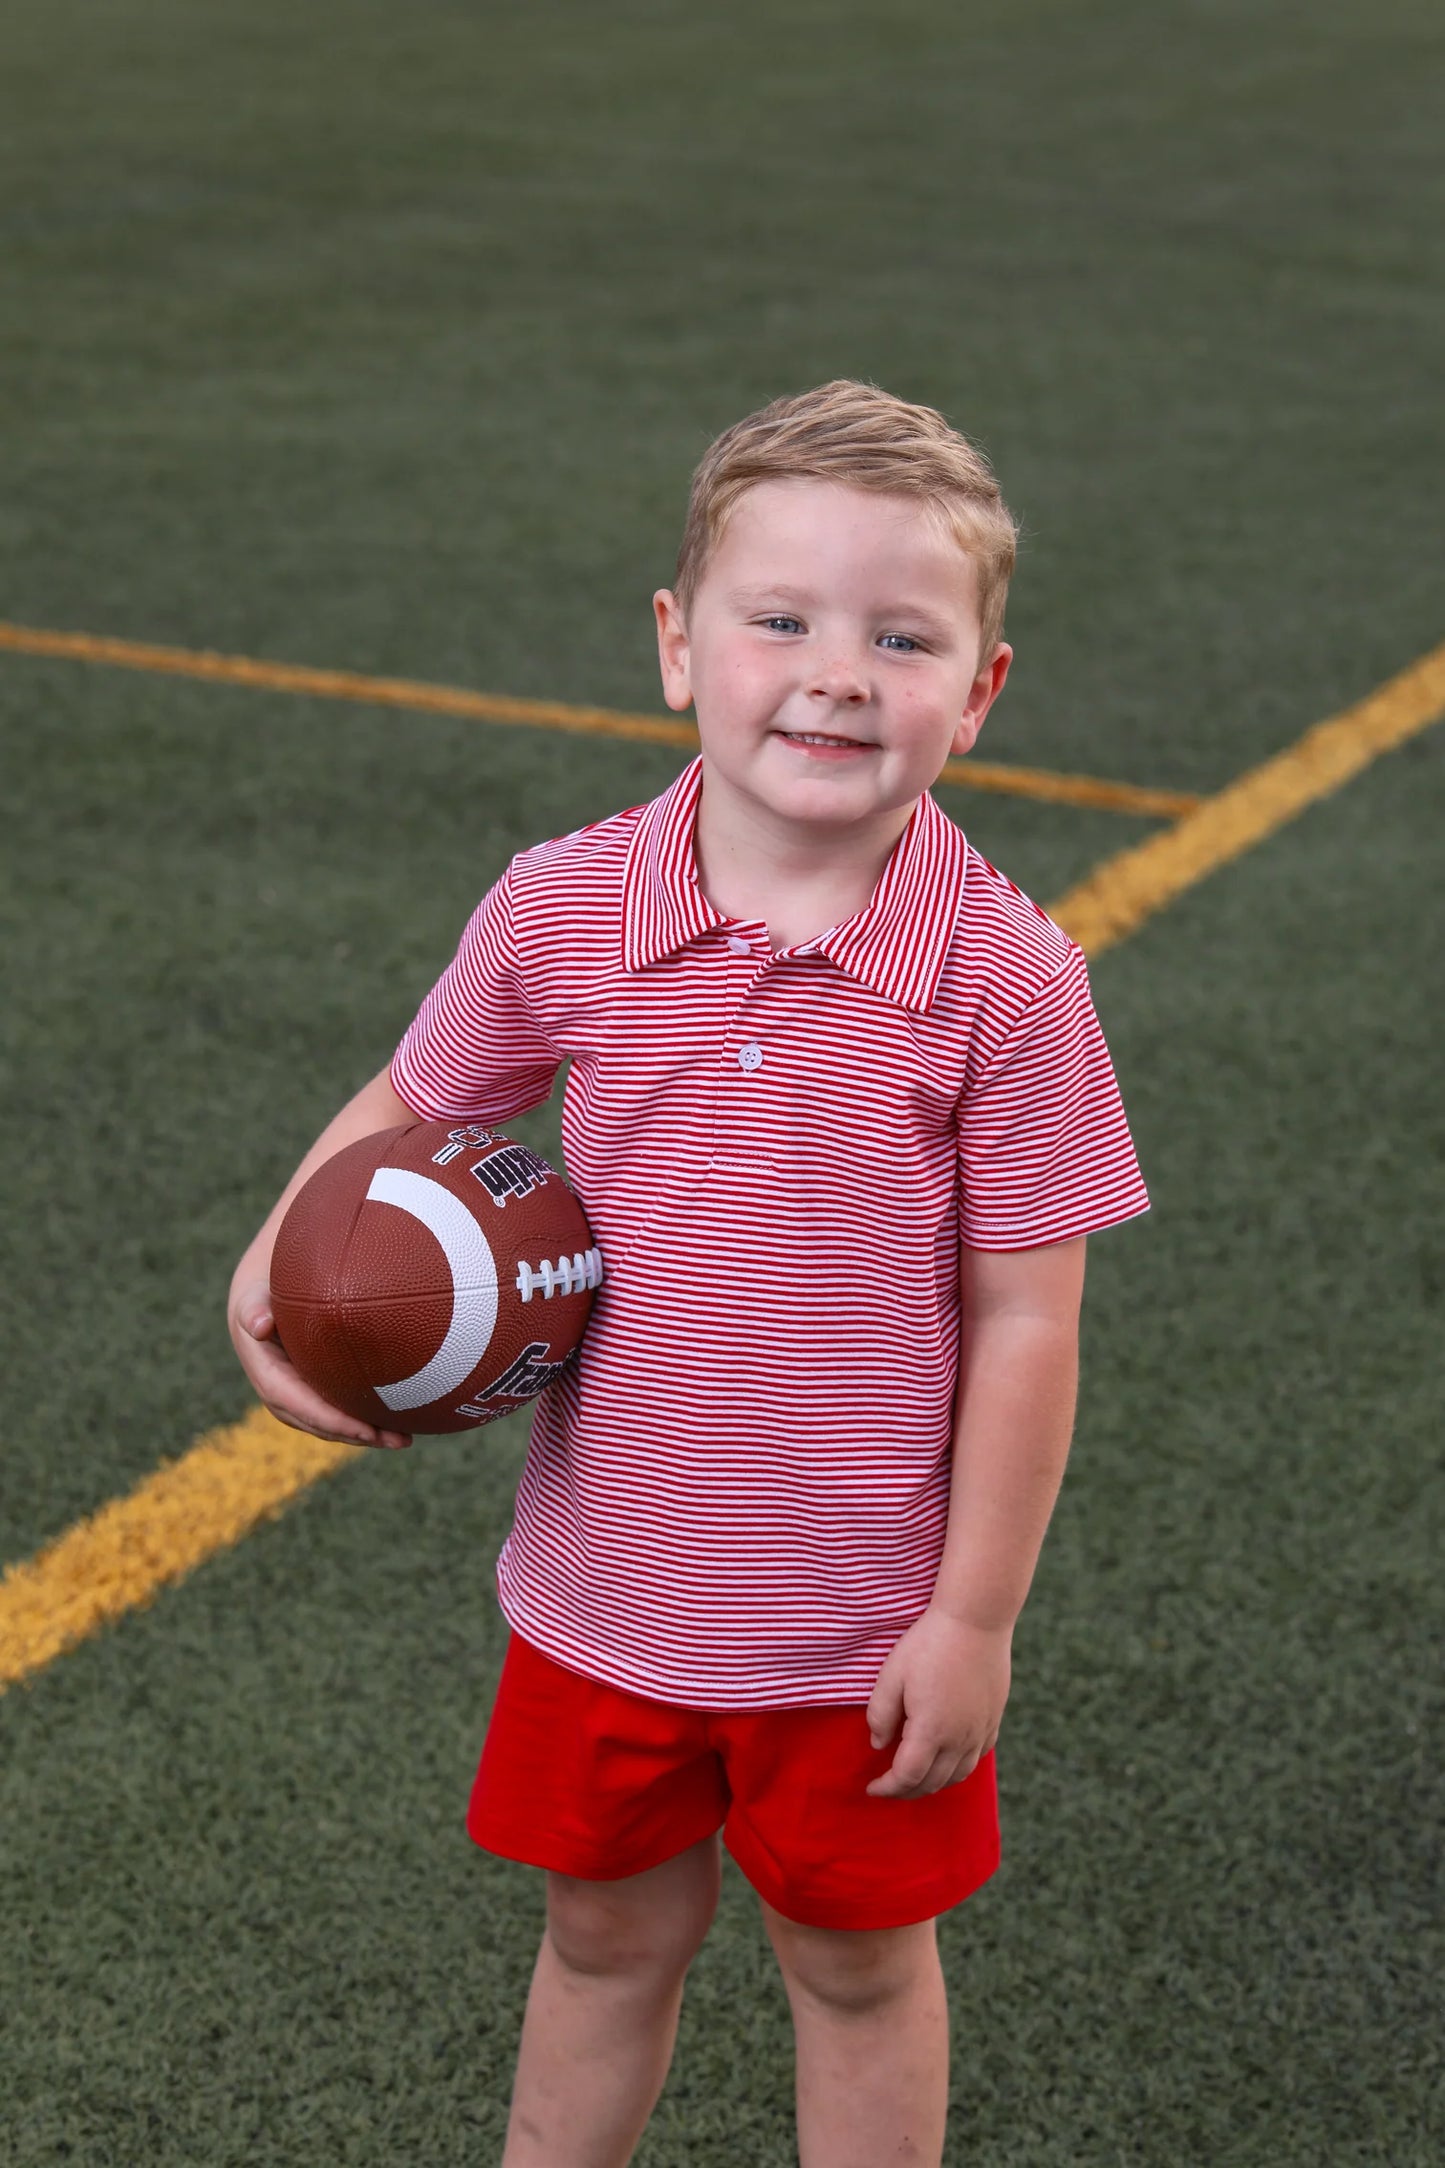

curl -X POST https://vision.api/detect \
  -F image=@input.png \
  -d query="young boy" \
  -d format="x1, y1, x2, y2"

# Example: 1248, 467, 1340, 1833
229, 379, 1148, 2166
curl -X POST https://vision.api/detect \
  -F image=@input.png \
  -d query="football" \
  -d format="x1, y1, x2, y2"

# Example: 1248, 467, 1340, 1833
269, 1120, 603, 1434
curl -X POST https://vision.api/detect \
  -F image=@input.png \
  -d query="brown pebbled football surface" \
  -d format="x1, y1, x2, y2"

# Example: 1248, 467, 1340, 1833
270, 1121, 602, 1434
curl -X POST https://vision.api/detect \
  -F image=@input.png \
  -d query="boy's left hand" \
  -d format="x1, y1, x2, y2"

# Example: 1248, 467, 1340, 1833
864, 1607, 1012, 1798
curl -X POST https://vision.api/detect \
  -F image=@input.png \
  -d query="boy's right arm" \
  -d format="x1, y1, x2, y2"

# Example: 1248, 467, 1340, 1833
226, 1063, 419, 1451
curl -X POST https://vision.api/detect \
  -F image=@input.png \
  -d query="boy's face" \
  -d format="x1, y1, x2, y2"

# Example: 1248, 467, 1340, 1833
653, 478, 1011, 846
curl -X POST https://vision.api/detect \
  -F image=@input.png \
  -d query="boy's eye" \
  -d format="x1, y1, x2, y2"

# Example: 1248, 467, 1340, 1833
757, 617, 923, 651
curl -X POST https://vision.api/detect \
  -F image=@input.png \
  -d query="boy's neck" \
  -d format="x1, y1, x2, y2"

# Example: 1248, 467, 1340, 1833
692, 769, 919, 951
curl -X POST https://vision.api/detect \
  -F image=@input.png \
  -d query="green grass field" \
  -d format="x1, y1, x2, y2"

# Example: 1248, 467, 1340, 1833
2, 2, 1442, 2161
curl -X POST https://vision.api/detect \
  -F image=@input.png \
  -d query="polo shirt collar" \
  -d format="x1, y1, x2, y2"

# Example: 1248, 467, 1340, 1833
621, 757, 967, 1014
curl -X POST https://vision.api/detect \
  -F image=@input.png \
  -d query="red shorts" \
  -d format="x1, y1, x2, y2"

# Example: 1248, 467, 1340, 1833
468, 1631, 1000, 1931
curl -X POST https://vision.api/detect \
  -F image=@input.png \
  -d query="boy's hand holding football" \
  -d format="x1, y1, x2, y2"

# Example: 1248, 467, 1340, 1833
864, 1607, 1012, 1797
226, 1063, 422, 1452
227, 1253, 413, 1452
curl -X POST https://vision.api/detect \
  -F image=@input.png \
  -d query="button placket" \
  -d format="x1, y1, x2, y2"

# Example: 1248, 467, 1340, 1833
720, 940, 785, 1084
716, 960, 777, 1165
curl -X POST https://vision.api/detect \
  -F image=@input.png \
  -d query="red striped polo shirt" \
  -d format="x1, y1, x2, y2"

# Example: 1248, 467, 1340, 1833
391, 757, 1149, 1707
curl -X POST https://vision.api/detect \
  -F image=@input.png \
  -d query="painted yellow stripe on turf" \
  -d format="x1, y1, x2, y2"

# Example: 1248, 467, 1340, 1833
0, 619, 696, 748
935, 756, 1197, 818
0, 1410, 353, 1689
0, 618, 1198, 818
1050, 639, 1445, 954
2, 638, 1440, 1692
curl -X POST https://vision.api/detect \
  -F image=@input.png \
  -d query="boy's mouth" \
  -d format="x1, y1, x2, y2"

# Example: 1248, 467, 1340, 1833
776, 729, 873, 752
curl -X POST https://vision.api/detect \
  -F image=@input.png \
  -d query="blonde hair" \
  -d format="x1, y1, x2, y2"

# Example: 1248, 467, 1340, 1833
672, 379, 1018, 662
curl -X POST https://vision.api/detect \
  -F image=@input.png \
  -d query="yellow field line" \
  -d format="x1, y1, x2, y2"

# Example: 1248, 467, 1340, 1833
0, 1411, 351, 1687
2, 636, 1442, 1693
0, 619, 1199, 820
935, 755, 1196, 818
1048, 639, 1445, 953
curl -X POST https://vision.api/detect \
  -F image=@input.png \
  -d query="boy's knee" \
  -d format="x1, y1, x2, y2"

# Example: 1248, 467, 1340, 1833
762, 1905, 939, 2015
545, 1834, 721, 1982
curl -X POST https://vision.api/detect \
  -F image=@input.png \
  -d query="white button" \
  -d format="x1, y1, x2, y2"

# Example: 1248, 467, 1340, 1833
727, 935, 751, 956
737, 1041, 764, 1073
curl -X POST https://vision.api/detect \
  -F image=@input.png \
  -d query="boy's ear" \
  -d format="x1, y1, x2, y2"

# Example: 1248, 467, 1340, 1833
951, 643, 1013, 757
654, 589, 693, 714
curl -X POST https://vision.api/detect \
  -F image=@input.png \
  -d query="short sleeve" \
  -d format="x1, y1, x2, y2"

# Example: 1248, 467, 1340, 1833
390, 863, 563, 1122
957, 944, 1149, 1250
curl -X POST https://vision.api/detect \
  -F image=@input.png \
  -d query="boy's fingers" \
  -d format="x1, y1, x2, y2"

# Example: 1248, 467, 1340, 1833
870, 1740, 984, 1798
267, 1399, 409, 1451
869, 1717, 938, 1788
890, 1732, 938, 1791
867, 1741, 946, 1798
266, 1399, 371, 1448
252, 1356, 399, 1450
229, 1278, 276, 1343
865, 1679, 903, 1750
235, 1300, 412, 1449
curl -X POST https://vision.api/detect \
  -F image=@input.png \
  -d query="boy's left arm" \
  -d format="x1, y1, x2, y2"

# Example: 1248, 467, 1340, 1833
865, 1234, 1086, 1797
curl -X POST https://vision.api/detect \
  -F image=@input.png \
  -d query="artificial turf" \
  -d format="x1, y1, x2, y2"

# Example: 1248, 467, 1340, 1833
2, 2, 1442, 2160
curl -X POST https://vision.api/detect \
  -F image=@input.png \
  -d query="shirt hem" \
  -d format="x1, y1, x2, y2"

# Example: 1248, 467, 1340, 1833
496, 1584, 902, 1712
960, 1194, 1151, 1252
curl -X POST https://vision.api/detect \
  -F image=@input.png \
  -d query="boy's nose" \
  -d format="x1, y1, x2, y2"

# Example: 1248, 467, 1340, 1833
807, 652, 870, 701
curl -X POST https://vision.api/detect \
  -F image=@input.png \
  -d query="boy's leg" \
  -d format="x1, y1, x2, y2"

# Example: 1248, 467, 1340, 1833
760, 1900, 950, 2168
502, 1832, 722, 2168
